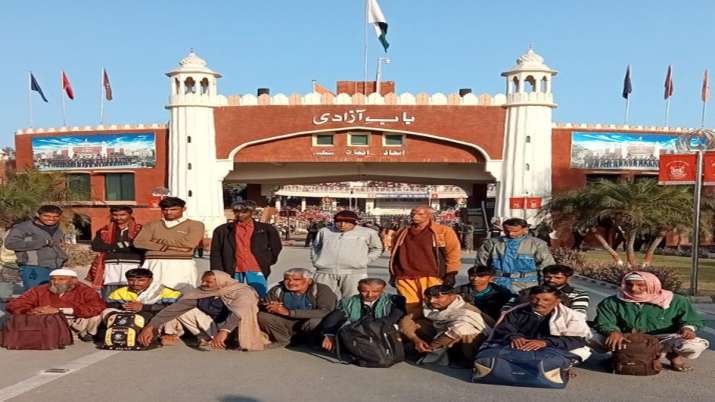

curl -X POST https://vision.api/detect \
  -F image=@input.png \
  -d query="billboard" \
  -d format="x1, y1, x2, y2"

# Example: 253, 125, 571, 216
570, 132, 683, 170
32, 133, 156, 171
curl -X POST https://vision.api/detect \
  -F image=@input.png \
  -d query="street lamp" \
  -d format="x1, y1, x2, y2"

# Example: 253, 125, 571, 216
376, 57, 391, 95
679, 128, 715, 296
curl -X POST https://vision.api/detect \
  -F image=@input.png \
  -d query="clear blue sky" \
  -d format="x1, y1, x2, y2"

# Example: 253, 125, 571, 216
2, 0, 714, 147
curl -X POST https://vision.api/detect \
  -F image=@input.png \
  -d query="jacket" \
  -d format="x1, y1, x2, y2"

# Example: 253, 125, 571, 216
458, 283, 514, 321
210, 220, 283, 278
593, 294, 704, 336
6, 282, 106, 318
106, 285, 182, 314
311, 225, 383, 274
265, 282, 337, 320
321, 294, 406, 335
4, 220, 67, 268
389, 222, 461, 279
475, 235, 555, 288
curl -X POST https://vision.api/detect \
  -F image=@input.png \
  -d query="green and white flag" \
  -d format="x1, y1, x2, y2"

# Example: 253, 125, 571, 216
368, 0, 389, 52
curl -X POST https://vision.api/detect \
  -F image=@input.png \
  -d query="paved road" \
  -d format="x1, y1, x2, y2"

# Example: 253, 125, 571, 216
1, 247, 714, 402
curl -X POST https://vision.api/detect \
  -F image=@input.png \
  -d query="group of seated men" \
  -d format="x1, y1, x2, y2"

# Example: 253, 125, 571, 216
4, 263, 710, 372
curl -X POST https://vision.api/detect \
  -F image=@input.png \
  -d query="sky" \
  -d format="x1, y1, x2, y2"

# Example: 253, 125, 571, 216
2, 0, 715, 147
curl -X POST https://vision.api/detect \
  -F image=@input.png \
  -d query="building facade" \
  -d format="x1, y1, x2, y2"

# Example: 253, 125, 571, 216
13, 49, 694, 238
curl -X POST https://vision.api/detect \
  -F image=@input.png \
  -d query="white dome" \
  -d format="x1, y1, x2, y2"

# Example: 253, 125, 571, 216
167, 50, 221, 77
502, 48, 557, 76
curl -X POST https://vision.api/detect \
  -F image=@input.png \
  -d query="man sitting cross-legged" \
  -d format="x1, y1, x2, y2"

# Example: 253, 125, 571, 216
6, 269, 106, 342
258, 268, 337, 348
321, 278, 406, 352
103, 268, 181, 324
399, 285, 492, 367
593, 271, 709, 372
488, 285, 592, 363
138, 270, 266, 351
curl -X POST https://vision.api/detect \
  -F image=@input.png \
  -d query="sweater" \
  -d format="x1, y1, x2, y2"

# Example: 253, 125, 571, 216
593, 294, 704, 336
149, 297, 240, 332
4, 220, 67, 268
133, 219, 205, 260
311, 225, 383, 274
389, 222, 462, 280
321, 294, 406, 335
6, 283, 106, 318
265, 282, 337, 320
458, 283, 514, 321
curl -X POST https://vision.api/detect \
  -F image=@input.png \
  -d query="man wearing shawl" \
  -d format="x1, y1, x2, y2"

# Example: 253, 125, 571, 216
87, 206, 144, 296
137, 271, 266, 351
399, 285, 492, 366
488, 285, 592, 362
594, 271, 709, 371
103, 268, 181, 321
320, 278, 406, 352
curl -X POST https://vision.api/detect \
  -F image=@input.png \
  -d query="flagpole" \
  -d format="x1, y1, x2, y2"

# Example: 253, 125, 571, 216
363, 0, 369, 96
624, 98, 630, 125
61, 70, 67, 127
665, 98, 671, 127
28, 72, 33, 128
702, 101, 708, 128
100, 66, 105, 125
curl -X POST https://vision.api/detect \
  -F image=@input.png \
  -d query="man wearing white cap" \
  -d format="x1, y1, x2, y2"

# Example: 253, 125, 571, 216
6, 269, 106, 341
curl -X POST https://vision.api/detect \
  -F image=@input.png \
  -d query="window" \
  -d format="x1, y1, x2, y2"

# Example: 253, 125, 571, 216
383, 134, 404, 146
105, 173, 135, 201
313, 134, 334, 146
67, 174, 90, 200
349, 133, 369, 146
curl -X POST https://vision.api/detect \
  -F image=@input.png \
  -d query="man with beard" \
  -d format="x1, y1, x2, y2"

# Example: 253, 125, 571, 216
5, 205, 67, 291
87, 206, 144, 297
6, 269, 106, 341
137, 270, 266, 351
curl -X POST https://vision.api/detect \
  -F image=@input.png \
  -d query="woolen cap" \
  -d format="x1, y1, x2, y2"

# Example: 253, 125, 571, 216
334, 210, 359, 223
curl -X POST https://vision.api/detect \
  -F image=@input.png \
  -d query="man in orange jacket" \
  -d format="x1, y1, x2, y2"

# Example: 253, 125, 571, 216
389, 206, 462, 314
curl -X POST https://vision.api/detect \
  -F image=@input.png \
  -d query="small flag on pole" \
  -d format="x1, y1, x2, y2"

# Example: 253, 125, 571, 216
664, 65, 673, 100
702, 69, 710, 103
103, 69, 113, 101
622, 65, 632, 99
312, 80, 334, 96
367, 0, 389, 52
62, 71, 74, 100
30, 73, 48, 102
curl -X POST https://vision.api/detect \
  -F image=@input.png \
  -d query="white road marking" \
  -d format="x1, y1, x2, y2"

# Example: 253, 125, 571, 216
0, 350, 119, 401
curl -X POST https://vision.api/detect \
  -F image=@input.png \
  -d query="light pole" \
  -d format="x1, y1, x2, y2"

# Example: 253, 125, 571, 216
679, 128, 715, 296
376, 57, 391, 95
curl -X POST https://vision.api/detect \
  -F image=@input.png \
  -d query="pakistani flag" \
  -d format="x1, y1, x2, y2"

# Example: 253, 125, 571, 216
368, 0, 389, 52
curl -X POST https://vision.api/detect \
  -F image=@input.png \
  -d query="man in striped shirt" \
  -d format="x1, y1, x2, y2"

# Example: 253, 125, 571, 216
503, 264, 590, 317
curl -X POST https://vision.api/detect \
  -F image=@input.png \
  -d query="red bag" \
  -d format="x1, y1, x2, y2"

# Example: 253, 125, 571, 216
0, 314, 74, 350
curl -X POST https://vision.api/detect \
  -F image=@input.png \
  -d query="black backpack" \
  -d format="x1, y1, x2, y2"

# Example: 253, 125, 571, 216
337, 319, 405, 368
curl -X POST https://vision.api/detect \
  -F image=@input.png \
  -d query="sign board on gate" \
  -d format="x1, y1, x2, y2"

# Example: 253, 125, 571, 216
658, 154, 697, 185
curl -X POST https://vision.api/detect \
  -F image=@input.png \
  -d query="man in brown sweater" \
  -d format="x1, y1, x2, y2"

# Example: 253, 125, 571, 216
134, 197, 205, 290
389, 207, 462, 314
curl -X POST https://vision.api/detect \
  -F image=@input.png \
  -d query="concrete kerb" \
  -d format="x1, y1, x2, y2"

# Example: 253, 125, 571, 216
574, 274, 715, 303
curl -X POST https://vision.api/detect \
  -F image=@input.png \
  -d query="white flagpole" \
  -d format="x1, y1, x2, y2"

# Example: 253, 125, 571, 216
665, 98, 671, 127
363, 0, 369, 96
100, 66, 105, 125
60, 70, 67, 126
624, 97, 630, 125
28, 72, 33, 128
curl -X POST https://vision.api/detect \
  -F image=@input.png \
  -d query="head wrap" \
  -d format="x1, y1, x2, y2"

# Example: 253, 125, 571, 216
49, 269, 78, 278
617, 271, 674, 309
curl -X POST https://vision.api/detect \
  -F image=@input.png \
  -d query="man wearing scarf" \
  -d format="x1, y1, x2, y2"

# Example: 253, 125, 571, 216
138, 270, 266, 351
320, 278, 406, 352
103, 268, 181, 321
594, 271, 709, 371
5, 205, 67, 291
399, 285, 493, 366
87, 206, 144, 296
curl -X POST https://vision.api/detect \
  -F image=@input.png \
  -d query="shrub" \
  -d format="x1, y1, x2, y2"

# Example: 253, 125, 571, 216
551, 247, 682, 291
60, 244, 97, 268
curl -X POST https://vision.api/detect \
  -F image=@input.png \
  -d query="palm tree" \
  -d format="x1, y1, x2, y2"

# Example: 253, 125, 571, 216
0, 169, 76, 229
544, 179, 702, 267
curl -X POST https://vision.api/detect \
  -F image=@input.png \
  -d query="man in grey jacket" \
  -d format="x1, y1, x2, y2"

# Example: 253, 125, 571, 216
311, 210, 383, 299
5, 205, 67, 291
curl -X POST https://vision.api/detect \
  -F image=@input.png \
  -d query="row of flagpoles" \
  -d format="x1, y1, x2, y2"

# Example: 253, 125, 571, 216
28, 69, 113, 128
621, 65, 710, 127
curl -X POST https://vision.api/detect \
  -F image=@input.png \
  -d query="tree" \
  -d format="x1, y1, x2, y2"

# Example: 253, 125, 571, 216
0, 169, 76, 229
544, 179, 705, 267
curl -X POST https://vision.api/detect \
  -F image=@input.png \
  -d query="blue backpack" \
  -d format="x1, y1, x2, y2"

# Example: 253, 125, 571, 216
472, 346, 578, 389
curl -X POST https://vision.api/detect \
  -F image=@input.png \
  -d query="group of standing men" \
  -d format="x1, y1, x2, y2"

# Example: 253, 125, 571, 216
2, 201, 710, 373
